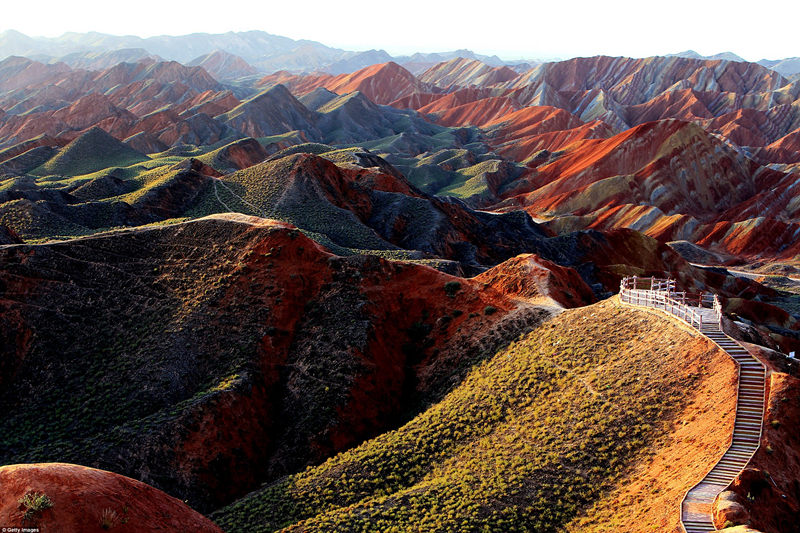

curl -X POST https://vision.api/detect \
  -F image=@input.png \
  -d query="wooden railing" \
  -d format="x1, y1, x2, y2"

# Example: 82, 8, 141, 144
619, 276, 718, 330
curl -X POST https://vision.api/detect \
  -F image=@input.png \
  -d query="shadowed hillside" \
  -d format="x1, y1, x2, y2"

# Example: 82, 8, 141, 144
0, 214, 550, 512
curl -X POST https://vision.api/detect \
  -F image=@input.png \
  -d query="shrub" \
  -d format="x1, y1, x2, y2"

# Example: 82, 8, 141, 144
19, 491, 54, 522
444, 281, 461, 298
100, 507, 119, 530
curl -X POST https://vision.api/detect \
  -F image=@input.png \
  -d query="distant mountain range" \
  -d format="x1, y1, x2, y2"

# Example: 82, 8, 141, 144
0, 29, 533, 77
668, 49, 800, 77
667, 50, 747, 62
757, 57, 800, 77
4, 29, 798, 80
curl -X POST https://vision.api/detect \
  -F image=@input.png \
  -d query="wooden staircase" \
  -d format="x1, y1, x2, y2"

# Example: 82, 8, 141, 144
619, 277, 766, 533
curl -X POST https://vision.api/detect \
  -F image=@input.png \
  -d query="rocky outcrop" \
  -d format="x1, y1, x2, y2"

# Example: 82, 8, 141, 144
714, 490, 752, 529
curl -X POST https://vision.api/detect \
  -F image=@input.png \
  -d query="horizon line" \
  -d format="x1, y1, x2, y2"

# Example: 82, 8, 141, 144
1, 27, 786, 65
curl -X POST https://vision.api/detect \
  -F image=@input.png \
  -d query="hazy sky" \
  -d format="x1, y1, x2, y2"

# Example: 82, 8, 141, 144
2, 0, 798, 61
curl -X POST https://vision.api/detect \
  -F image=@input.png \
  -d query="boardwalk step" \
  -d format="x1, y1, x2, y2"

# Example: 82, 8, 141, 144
733, 424, 762, 429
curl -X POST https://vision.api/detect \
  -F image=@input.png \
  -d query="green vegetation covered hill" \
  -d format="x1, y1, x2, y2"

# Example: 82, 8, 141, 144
214, 299, 724, 532
384, 147, 525, 205
210, 154, 400, 252
33, 127, 149, 177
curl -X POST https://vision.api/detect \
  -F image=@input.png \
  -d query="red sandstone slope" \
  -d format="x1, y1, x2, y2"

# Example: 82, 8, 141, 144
497, 119, 776, 219
483, 117, 800, 261
484, 105, 614, 161
623, 88, 716, 124
750, 127, 800, 164
474, 253, 596, 307
321, 62, 436, 104
506, 55, 787, 107
175, 89, 240, 117
702, 107, 787, 148
391, 86, 613, 159
492, 55, 800, 163
91, 60, 220, 93
388, 91, 446, 110
0, 56, 77, 93
411, 87, 497, 112
257, 70, 336, 95
0, 463, 222, 532
423, 96, 522, 127
258, 62, 436, 105
0, 59, 235, 149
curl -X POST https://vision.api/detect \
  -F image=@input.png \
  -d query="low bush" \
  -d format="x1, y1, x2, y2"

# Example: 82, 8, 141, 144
19, 491, 53, 522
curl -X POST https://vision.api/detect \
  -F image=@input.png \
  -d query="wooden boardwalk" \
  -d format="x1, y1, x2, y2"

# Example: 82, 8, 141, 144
619, 278, 766, 533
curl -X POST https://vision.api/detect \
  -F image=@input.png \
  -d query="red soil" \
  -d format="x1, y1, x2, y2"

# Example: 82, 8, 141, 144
0, 463, 222, 532
485, 105, 614, 163
474, 253, 596, 307
389, 91, 444, 110
320, 62, 434, 105
425, 96, 521, 128
260, 62, 435, 105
